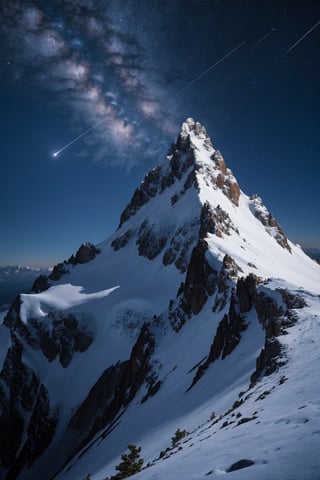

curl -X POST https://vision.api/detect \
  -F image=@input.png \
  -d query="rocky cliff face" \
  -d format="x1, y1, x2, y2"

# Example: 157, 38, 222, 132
66, 323, 155, 460
0, 295, 93, 479
32, 242, 101, 292
0, 311, 59, 479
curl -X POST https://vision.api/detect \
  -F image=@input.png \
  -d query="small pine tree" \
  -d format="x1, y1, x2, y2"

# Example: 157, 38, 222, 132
113, 444, 144, 479
171, 428, 188, 447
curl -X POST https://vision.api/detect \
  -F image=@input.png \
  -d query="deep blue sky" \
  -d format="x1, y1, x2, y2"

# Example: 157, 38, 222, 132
0, 0, 319, 267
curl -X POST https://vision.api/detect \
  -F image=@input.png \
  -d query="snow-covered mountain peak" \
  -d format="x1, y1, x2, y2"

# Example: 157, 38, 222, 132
178, 117, 212, 148
1, 119, 319, 480
117, 118, 240, 235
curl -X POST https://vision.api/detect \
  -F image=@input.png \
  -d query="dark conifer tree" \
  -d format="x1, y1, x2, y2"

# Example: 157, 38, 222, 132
113, 444, 144, 479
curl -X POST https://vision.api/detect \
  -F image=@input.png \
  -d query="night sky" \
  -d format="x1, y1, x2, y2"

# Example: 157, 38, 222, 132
0, 0, 319, 267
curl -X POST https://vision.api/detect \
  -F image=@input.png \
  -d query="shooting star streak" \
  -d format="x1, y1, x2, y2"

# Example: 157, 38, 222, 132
249, 27, 276, 51
175, 40, 246, 97
282, 19, 320, 57
52, 117, 107, 157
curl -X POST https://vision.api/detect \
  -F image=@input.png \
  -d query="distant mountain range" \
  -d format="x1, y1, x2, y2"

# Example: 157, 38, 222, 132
0, 265, 51, 306
0, 119, 319, 480
303, 247, 320, 262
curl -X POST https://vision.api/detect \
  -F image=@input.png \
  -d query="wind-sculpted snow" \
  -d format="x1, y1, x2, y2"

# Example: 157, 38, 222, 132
1, 119, 319, 480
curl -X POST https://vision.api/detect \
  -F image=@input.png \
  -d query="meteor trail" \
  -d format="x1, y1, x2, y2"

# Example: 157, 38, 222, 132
52, 117, 107, 157
53, 41, 246, 156
175, 40, 246, 97
282, 19, 320, 57
249, 27, 275, 51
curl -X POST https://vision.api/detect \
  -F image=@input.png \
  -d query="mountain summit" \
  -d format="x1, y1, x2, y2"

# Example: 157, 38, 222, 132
1, 119, 319, 480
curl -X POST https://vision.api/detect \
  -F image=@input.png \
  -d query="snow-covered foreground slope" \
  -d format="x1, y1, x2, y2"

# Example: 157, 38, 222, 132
0, 119, 319, 480
131, 296, 320, 480
52, 290, 320, 480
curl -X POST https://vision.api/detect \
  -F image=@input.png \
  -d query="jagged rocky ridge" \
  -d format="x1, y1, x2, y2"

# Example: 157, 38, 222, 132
0, 118, 318, 480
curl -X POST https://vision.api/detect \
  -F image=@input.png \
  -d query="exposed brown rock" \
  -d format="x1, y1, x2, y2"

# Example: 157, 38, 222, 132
168, 239, 219, 330
66, 323, 155, 465
254, 292, 282, 337
250, 287, 299, 383
216, 173, 225, 188
251, 337, 282, 384
223, 178, 240, 206
212, 255, 241, 313
118, 136, 197, 227
189, 286, 248, 389
199, 202, 239, 239
189, 273, 299, 389
211, 150, 227, 175
183, 239, 217, 315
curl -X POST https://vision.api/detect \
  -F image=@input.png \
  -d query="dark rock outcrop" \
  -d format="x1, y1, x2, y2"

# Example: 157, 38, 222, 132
189, 276, 255, 389
251, 288, 288, 383
119, 167, 161, 227
0, 298, 94, 477
254, 291, 282, 338
28, 313, 94, 368
119, 138, 197, 229
4, 301, 93, 368
278, 289, 306, 309
4, 385, 58, 480
212, 255, 242, 312
251, 337, 282, 384
136, 220, 167, 260
48, 261, 69, 282
227, 459, 255, 472
70, 242, 101, 265
111, 229, 134, 251
169, 240, 218, 330
189, 273, 301, 388
117, 118, 215, 230
32, 242, 100, 291
66, 323, 155, 464
200, 202, 239, 239
31, 274, 50, 293
236, 274, 258, 313
183, 240, 217, 315
0, 333, 58, 480
162, 220, 198, 273
250, 286, 305, 383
